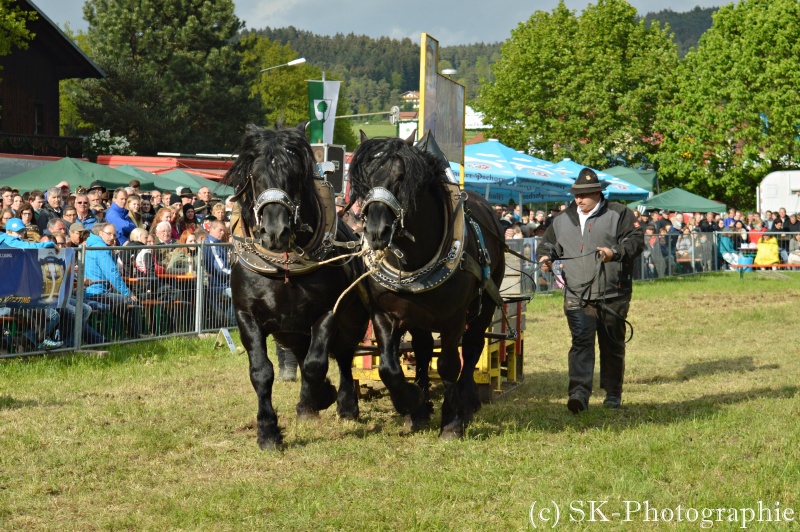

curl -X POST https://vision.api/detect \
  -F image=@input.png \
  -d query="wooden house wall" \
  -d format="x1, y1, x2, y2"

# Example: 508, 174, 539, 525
0, 44, 60, 136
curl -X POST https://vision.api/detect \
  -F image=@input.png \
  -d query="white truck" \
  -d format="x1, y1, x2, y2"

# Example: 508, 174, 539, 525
757, 170, 800, 215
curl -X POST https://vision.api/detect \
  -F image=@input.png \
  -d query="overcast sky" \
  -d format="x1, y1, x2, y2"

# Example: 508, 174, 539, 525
33, 0, 727, 45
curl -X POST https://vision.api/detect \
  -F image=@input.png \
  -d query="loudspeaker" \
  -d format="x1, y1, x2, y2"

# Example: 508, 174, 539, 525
311, 143, 346, 193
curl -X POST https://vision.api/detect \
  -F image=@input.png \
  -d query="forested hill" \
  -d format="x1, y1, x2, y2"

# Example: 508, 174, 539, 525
256, 7, 713, 113
642, 6, 716, 57
255, 27, 500, 111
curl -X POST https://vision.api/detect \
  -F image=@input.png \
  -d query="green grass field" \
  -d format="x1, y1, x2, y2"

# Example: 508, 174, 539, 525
2, 273, 799, 529
351, 119, 485, 144
351, 119, 397, 139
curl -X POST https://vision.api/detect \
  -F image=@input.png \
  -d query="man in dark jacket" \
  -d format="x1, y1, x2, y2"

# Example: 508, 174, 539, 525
536, 168, 644, 413
37, 186, 64, 232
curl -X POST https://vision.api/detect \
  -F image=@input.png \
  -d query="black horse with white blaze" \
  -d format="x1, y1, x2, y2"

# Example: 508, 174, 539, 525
224, 123, 368, 449
348, 132, 506, 439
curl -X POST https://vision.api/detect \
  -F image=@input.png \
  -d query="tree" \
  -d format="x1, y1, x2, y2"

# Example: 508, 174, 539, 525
59, 27, 94, 136
239, 33, 356, 149
654, 0, 800, 208
477, 0, 678, 169
74, 0, 257, 155
0, 0, 37, 79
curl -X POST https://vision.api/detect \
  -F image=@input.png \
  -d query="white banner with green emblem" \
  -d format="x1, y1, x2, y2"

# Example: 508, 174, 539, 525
307, 80, 340, 144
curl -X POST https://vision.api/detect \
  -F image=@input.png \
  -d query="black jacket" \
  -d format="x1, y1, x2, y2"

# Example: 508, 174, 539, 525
536, 199, 644, 300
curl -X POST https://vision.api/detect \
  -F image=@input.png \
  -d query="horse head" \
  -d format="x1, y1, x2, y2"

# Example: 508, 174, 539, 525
349, 131, 441, 252
224, 123, 317, 252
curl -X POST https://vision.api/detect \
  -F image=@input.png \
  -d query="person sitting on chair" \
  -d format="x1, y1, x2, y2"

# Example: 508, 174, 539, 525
84, 222, 141, 339
754, 232, 780, 268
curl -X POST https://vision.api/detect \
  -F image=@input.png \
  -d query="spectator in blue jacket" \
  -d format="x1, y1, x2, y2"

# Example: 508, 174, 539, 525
84, 222, 140, 338
203, 219, 233, 326
73, 193, 97, 230
104, 187, 137, 245
0, 218, 56, 250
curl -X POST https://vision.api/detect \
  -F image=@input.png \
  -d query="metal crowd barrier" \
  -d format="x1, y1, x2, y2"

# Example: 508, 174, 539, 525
1, 242, 237, 358
503, 231, 800, 296
2, 232, 798, 358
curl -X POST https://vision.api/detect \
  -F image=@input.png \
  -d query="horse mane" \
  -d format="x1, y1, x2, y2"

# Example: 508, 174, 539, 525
349, 137, 449, 216
223, 123, 317, 228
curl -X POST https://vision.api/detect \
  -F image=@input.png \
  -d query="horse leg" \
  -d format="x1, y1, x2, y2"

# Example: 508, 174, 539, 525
438, 328, 467, 440
458, 295, 498, 425
332, 339, 360, 421
407, 328, 435, 430
458, 319, 491, 425
237, 311, 282, 450
373, 313, 423, 416
298, 311, 338, 417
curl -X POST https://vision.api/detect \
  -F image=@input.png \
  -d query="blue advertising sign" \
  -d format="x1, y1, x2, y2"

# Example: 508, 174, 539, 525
0, 248, 75, 308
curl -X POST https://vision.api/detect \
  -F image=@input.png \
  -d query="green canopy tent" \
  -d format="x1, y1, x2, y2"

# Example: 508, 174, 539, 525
628, 187, 726, 213
157, 169, 233, 197
604, 166, 658, 192
114, 165, 186, 194
115, 164, 160, 182
0, 157, 158, 193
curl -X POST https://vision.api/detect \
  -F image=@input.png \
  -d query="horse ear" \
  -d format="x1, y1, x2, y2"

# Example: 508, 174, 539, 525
414, 130, 430, 151
404, 130, 417, 145
360, 130, 369, 143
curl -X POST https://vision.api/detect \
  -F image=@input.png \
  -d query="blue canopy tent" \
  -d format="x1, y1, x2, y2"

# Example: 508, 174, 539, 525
452, 140, 574, 203
551, 159, 649, 201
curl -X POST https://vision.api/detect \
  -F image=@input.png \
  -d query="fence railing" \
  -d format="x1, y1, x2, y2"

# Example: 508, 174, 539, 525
3, 231, 799, 358
501, 231, 800, 297
1, 241, 237, 358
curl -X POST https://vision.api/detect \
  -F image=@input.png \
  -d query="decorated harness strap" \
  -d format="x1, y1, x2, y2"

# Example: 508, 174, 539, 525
366, 183, 467, 293
230, 179, 345, 276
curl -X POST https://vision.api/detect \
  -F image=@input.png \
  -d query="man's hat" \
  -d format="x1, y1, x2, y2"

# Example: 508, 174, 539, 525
168, 194, 182, 206
4, 218, 26, 233
179, 187, 194, 198
75, 186, 89, 195
69, 222, 89, 234
88, 181, 106, 192
568, 168, 609, 195
192, 200, 208, 213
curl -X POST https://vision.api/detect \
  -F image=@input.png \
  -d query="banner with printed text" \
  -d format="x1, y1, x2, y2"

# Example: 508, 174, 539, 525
0, 248, 75, 308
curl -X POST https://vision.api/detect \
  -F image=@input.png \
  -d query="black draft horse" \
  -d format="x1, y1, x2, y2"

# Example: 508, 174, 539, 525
348, 132, 505, 439
224, 123, 369, 450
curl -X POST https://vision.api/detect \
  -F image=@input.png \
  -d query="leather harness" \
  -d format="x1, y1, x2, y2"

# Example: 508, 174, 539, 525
363, 182, 507, 313
230, 179, 354, 276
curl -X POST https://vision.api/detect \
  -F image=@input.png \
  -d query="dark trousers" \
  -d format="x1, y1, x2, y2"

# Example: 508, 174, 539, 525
564, 295, 630, 398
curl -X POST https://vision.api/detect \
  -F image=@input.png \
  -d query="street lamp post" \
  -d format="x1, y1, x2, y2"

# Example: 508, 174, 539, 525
259, 57, 306, 74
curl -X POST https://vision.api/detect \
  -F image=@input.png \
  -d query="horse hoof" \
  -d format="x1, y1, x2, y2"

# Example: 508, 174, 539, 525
296, 409, 320, 421
438, 428, 463, 441
258, 438, 283, 451
338, 409, 359, 422
404, 414, 428, 432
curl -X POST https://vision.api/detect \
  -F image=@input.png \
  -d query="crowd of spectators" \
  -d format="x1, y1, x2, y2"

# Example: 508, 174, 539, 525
3, 174, 800, 353
1, 179, 237, 353
483, 200, 800, 284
